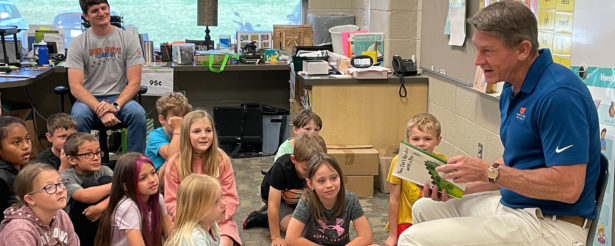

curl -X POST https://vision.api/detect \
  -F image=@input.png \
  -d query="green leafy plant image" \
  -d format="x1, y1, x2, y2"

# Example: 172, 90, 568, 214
425, 160, 464, 198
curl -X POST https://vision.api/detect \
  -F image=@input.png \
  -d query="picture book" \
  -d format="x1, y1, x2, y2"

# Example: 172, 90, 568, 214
349, 32, 384, 64
341, 29, 368, 57
392, 141, 466, 198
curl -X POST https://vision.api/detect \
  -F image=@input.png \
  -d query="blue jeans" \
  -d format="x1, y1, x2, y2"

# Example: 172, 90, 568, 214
71, 95, 147, 153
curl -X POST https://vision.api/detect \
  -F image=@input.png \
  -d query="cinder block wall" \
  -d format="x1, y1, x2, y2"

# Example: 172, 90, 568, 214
308, 0, 504, 161
427, 74, 504, 161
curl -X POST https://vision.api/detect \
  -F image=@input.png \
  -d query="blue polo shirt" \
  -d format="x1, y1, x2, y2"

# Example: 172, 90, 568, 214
499, 49, 600, 219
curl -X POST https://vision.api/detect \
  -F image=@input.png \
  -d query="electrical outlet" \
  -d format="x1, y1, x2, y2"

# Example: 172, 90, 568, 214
477, 143, 483, 159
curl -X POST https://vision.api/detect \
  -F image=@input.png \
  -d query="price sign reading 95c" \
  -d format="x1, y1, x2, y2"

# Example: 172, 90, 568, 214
140, 66, 173, 96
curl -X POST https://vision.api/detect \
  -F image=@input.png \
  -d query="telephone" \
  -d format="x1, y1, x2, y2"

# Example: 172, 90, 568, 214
392, 55, 417, 76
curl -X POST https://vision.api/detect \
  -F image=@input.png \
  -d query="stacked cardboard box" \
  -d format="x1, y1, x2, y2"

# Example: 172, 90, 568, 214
327, 145, 379, 198
376, 145, 399, 194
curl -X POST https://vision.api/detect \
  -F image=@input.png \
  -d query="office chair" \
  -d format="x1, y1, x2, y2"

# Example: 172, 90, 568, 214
587, 153, 609, 246
54, 85, 148, 163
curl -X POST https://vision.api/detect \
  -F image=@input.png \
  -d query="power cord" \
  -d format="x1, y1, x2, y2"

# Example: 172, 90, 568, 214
23, 87, 46, 150
397, 73, 407, 98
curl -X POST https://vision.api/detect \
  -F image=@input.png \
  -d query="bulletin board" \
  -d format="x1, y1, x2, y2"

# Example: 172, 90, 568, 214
420, 0, 480, 83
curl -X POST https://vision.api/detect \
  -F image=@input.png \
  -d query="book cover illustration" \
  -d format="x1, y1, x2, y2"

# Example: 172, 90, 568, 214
392, 141, 466, 198
349, 32, 384, 64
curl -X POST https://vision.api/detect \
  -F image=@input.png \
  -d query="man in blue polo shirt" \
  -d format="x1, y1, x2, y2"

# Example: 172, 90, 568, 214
397, 1, 600, 245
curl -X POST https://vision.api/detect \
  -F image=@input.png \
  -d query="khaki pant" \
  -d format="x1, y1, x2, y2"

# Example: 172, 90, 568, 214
398, 191, 588, 246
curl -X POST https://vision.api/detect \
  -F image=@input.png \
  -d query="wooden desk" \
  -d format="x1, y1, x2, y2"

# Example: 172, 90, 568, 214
0, 67, 54, 88
297, 74, 429, 150
172, 64, 291, 113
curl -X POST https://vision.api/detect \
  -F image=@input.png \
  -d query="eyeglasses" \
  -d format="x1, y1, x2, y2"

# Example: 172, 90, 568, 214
75, 151, 104, 159
28, 181, 65, 195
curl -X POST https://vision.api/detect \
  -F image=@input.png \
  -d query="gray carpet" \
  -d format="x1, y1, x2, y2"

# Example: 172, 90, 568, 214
232, 156, 389, 245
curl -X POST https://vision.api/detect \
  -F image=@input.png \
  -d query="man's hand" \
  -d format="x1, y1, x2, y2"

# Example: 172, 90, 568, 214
83, 203, 104, 222
100, 112, 121, 127
168, 116, 183, 132
422, 182, 451, 202
384, 235, 397, 246
95, 101, 116, 117
271, 237, 286, 246
437, 155, 490, 184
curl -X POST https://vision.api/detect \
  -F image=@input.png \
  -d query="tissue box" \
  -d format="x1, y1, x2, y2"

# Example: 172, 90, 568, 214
303, 60, 329, 74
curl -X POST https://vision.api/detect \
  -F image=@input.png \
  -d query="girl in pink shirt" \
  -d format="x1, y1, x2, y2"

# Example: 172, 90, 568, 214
164, 110, 241, 246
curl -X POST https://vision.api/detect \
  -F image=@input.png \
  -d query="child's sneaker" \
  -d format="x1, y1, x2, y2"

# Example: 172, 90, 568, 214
243, 208, 269, 229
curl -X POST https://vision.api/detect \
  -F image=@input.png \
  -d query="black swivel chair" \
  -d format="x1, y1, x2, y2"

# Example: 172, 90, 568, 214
54, 85, 148, 164
587, 153, 609, 246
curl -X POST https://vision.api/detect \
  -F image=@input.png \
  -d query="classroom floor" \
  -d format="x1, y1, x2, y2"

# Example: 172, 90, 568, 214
232, 156, 390, 245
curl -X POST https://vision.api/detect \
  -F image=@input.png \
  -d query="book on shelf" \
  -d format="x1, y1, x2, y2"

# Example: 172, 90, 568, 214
392, 141, 466, 198
349, 32, 384, 64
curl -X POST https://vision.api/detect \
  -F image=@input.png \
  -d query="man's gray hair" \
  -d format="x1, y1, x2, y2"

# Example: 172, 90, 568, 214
468, 0, 539, 55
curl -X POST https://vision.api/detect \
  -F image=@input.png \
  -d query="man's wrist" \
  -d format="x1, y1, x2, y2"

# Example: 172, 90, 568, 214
112, 102, 121, 111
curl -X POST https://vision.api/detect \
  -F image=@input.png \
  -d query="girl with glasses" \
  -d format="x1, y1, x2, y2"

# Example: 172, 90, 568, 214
0, 163, 79, 245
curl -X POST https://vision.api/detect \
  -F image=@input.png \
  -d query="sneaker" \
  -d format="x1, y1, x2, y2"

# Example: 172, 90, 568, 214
243, 209, 269, 229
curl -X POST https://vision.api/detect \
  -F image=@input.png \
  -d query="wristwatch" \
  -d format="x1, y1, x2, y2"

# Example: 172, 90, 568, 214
112, 102, 121, 111
487, 162, 500, 183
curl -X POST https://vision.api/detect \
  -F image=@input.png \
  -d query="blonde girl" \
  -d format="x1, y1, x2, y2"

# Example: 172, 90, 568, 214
95, 153, 172, 246
164, 110, 241, 246
165, 174, 225, 246
0, 163, 79, 245
285, 153, 373, 246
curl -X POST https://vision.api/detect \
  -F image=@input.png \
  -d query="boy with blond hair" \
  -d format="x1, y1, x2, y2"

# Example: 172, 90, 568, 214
145, 92, 193, 170
384, 113, 447, 246
36, 113, 78, 172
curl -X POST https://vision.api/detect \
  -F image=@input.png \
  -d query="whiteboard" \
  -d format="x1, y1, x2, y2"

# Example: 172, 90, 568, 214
571, 0, 615, 67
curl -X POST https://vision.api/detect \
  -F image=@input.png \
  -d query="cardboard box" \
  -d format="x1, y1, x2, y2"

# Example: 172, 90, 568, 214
375, 144, 399, 193
343, 175, 374, 198
376, 156, 393, 193
327, 145, 379, 175
273, 25, 313, 54
5, 108, 42, 158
